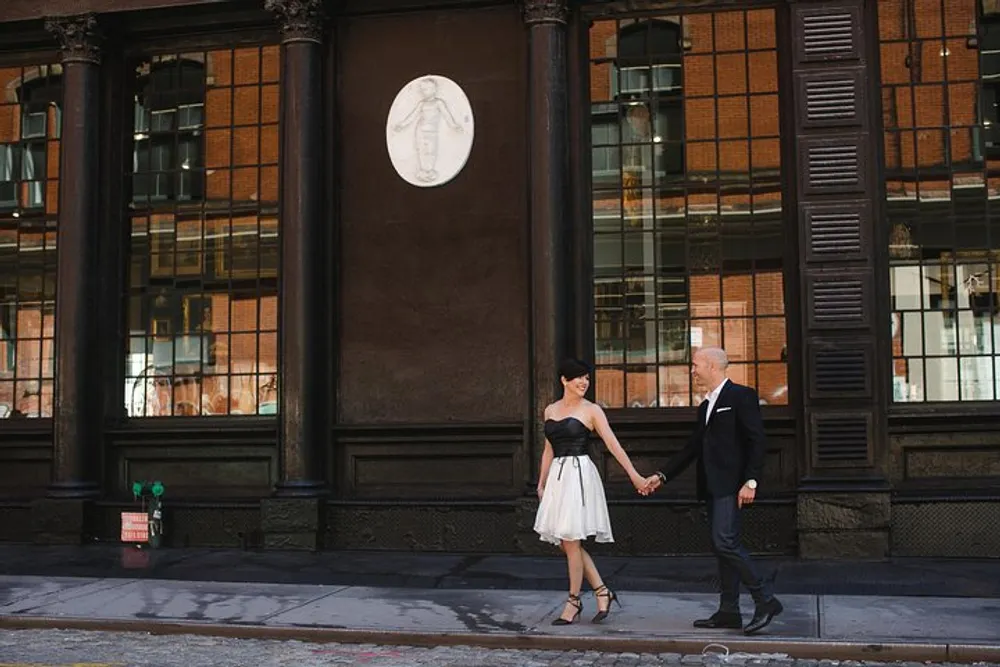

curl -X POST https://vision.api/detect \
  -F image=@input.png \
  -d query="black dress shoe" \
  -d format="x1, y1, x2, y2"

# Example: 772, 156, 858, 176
743, 597, 783, 635
693, 611, 743, 629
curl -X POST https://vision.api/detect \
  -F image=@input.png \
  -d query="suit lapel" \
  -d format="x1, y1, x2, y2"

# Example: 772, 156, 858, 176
705, 380, 732, 427
698, 400, 709, 427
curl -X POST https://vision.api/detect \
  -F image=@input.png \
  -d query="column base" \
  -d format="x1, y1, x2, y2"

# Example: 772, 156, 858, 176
261, 496, 325, 550
273, 480, 327, 498
31, 497, 94, 545
797, 491, 890, 559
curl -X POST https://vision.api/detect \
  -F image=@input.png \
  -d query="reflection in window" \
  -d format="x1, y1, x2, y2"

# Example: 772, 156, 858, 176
590, 10, 787, 408
881, 0, 1000, 402
0, 65, 60, 420
125, 46, 280, 417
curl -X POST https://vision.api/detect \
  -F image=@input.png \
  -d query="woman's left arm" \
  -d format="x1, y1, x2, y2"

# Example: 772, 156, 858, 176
591, 404, 646, 490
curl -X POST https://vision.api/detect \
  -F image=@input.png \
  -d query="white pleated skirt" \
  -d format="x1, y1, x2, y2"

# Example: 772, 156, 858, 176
534, 455, 614, 546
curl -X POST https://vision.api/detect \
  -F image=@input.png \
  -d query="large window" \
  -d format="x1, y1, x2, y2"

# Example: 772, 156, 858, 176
0, 65, 60, 420
590, 10, 787, 409
125, 47, 279, 417
881, 0, 1000, 402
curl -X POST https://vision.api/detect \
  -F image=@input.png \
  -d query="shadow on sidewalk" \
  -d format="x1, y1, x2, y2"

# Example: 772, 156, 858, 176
0, 543, 998, 597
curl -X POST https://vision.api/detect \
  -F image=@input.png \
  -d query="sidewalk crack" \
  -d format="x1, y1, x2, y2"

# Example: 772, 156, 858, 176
256, 585, 350, 623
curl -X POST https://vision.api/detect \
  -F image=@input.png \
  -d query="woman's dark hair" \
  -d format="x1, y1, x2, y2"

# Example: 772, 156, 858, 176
559, 358, 592, 382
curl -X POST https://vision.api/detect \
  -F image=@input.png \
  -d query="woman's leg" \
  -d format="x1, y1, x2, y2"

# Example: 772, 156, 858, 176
580, 548, 609, 611
559, 539, 585, 621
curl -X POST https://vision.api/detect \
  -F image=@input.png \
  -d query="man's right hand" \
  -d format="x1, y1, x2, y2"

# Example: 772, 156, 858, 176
640, 474, 662, 495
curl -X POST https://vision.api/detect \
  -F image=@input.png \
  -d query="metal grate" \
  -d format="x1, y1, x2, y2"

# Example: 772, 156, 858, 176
814, 348, 867, 394
892, 501, 1000, 557
809, 208, 863, 256
812, 279, 864, 323
813, 415, 869, 463
807, 144, 860, 189
805, 77, 856, 122
801, 12, 856, 58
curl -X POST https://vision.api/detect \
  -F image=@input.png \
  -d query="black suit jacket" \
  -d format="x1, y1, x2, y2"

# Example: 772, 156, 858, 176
658, 381, 767, 499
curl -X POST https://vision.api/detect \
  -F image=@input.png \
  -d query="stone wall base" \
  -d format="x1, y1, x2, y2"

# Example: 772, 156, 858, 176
261, 497, 325, 551
797, 492, 890, 559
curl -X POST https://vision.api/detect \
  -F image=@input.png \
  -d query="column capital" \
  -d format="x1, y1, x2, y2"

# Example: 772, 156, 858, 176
44, 14, 102, 65
264, 0, 325, 45
519, 0, 568, 26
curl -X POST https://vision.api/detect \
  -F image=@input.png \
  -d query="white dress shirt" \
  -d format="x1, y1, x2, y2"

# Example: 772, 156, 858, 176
704, 378, 729, 424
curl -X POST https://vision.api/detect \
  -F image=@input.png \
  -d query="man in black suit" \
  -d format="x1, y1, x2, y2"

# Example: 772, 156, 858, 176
643, 347, 782, 635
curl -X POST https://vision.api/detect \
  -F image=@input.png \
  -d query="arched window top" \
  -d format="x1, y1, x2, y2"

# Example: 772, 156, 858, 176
136, 58, 206, 110
618, 19, 682, 64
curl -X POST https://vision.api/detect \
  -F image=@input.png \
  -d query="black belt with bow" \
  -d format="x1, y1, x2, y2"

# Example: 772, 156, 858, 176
553, 443, 589, 506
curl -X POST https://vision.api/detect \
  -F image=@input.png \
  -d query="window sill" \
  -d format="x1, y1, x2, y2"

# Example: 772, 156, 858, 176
889, 402, 1000, 424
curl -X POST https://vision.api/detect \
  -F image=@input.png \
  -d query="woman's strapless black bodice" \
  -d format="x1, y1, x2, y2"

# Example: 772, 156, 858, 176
544, 417, 590, 458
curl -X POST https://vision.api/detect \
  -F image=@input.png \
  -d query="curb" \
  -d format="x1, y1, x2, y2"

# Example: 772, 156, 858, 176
2, 615, 1000, 664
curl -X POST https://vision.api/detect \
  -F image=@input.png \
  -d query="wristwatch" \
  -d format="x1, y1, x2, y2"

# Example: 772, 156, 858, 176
745, 479, 758, 490
656, 472, 666, 483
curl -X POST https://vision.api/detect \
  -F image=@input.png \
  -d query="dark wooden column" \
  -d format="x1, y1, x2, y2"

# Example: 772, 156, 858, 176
262, 0, 330, 550
521, 0, 571, 485
788, 0, 889, 558
31, 14, 103, 544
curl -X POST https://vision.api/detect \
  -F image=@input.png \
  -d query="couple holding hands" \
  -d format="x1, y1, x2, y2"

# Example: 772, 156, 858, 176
533, 350, 783, 635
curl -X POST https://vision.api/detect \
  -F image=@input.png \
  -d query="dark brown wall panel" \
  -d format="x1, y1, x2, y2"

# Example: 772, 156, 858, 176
890, 426, 1000, 488
338, 6, 529, 424
334, 423, 523, 498
0, 429, 51, 498
106, 424, 277, 499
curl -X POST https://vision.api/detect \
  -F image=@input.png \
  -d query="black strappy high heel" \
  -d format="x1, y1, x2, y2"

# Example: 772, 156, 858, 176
592, 585, 621, 623
552, 593, 583, 625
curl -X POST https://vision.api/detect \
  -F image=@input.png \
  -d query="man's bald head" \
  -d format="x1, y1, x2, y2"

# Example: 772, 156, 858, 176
692, 346, 729, 390
699, 347, 729, 370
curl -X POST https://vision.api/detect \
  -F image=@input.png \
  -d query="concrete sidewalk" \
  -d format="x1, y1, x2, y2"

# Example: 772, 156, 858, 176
1, 574, 998, 664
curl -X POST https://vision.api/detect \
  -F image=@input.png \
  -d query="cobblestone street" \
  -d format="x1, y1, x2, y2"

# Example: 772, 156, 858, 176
0, 630, 989, 667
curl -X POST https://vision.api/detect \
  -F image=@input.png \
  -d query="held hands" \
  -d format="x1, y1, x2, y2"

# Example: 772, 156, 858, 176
633, 473, 663, 496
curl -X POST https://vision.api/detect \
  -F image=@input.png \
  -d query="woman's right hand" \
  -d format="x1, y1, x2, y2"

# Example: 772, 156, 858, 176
536, 484, 545, 500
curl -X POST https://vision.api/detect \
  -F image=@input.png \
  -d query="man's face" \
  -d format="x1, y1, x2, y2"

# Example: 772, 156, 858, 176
691, 351, 712, 390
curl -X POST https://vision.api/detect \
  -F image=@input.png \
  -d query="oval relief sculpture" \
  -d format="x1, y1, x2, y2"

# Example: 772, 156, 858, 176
386, 75, 474, 187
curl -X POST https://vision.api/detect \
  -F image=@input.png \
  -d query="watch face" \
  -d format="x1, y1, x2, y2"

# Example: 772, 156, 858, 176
747, 480, 757, 489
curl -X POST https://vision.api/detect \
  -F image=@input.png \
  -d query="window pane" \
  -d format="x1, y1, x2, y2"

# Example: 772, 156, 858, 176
124, 46, 280, 418
589, 10, 786, 408
0, 64, 61, 421
880, 2, 1000, 403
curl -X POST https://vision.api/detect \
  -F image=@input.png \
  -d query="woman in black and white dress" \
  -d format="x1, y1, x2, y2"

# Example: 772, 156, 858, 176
534, 358, 650, 625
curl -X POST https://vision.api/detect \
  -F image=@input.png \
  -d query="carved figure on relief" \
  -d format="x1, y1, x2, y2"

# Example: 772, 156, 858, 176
386, 75, 474, 187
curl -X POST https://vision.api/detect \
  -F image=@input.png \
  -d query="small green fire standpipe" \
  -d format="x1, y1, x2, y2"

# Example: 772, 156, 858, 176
131, 480, 165, 548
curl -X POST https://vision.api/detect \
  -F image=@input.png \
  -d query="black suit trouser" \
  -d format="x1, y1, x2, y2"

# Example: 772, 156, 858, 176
708, 494, 771, 613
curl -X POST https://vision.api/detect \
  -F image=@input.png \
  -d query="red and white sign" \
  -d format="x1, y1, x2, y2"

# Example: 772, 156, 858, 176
120, 512, 149, 543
